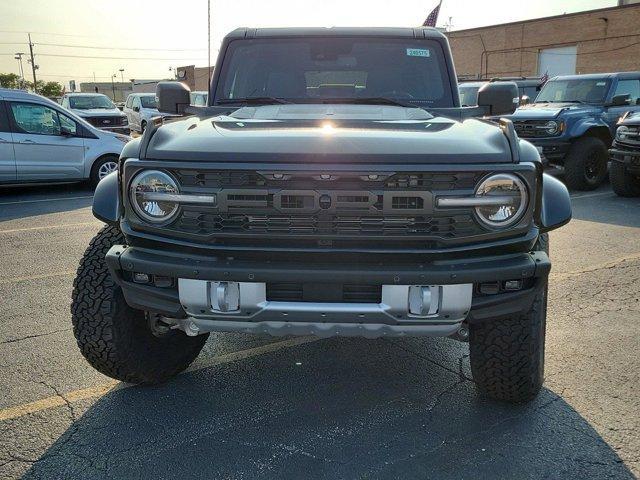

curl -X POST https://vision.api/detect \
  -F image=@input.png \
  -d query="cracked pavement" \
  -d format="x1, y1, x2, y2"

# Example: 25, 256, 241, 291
0, 183, 638, 479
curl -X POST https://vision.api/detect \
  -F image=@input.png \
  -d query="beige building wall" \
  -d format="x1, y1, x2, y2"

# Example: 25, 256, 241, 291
176, 65, 212, 91
447, 4, 640, 79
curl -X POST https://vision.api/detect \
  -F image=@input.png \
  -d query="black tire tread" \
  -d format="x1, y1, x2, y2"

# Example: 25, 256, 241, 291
564, 137, 608, 191
71, 225, 208, 384
610, 161, 640, 197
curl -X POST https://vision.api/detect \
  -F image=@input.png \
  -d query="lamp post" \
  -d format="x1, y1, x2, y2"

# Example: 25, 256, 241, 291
111, 74, 116, 101
14, 53, 25, 89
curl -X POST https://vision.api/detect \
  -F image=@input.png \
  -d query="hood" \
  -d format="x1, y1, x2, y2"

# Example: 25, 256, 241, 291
507, 102, 600, 120
146, 104, 513, 164
72, 108, 126, 117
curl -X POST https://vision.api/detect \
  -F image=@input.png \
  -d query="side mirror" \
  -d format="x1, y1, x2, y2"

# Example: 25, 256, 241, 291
60, 126, 73, 137
520, 95, 531, 106
478, 82, 519, 116
133, 106, 140, 112
609, 94, 630, 107
157, 81, 191, 115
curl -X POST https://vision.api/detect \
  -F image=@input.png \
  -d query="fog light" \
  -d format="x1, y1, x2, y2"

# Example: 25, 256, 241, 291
503, 279, 523, 291
133, 273, 150, 284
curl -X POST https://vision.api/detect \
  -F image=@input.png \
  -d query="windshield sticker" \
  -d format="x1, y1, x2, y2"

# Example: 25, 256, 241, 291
406, 48, 430, 57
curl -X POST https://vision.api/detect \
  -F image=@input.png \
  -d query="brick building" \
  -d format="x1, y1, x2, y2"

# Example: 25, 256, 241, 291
447, 3, 640, 80
176, 65, 211, 91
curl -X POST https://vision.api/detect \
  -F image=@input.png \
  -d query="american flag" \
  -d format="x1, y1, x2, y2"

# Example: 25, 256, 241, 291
540, 70, 549, 84
423, 1, 442, 27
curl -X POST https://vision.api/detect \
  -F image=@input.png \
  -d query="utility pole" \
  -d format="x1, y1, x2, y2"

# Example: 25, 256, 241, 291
28, 34, 38, 93
111, 74, 116, 101
14, 53, 25, 89
207, 0, 212, 83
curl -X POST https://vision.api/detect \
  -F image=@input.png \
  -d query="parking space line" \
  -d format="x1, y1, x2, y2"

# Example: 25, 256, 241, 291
0, 222, 100, 234
0, 195, 93, 206
570, 192, 614, 200
0, 336, 319, 422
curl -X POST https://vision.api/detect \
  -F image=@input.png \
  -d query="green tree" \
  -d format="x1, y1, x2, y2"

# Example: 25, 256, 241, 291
0, 73, 22, 89
37, 81, 64, 97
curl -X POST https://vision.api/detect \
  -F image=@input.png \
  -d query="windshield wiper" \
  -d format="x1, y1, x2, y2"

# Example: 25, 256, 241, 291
319, 97, 416, 108
217, 96, 293, 105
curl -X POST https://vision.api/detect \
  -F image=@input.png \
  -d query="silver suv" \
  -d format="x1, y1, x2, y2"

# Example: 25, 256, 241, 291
61, 93, 129, 135
123, 93, 178, 133
0, 88, 129, 186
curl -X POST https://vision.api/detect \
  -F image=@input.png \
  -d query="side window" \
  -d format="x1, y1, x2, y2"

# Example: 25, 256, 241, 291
61, 97, 68, 108
132, 96, 141, 109
0, 101, 11, 133
125, 96, 133, 109
614, 79, 640, 105
59, 112, 78, 135
10, 102, 62, 136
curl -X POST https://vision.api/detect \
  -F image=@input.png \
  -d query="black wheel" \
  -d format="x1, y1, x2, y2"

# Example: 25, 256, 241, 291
610, 161, 640, 197
563, 137, 609, 191
140, 120, 147, 133
71, 225, 208, 384
89, 155, 119, 187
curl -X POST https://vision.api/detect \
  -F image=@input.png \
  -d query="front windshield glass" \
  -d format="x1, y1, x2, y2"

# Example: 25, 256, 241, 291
140, 96, 157, 108
458, 85, 480, 106
536, 78, 611, 104
215, 37, 454, 108
69, 95, 115, 109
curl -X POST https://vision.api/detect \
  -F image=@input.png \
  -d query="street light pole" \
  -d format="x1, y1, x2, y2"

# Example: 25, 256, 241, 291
111, 74, 116, 101
119, 69, 125, 102
14, 53, 25, 89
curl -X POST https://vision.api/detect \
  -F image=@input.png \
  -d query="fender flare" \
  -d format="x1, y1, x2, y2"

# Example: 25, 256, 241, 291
568, 117, 611, 140
539, 173, 571, 233
92, 171, 121, 225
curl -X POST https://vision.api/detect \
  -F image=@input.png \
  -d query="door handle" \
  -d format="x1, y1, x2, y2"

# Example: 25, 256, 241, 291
20, 139, 35, 144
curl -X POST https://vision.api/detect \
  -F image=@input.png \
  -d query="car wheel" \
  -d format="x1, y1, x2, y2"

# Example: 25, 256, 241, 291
563, 137, 608, 191
610, 160, 640, 197
71, 225, 209, 384
90, 155, 119, 187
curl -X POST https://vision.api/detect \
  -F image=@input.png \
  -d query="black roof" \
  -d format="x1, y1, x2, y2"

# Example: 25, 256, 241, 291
224, 26, 447, 40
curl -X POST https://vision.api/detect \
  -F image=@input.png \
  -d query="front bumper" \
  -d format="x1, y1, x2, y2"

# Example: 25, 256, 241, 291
98, 125, 130, 135
525, 138, 571, 163
105, 245, 551, 338
609, 146, 640, 174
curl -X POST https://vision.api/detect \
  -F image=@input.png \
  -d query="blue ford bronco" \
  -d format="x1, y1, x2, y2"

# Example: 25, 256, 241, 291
71, 27, 571, 403
507, 72, 640, 190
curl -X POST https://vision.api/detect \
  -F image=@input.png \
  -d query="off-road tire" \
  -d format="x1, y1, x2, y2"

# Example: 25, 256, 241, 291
469, 283, 547, 403
71, 225, 208, 384
610, 161, 640, 197
564, 137, 609, 191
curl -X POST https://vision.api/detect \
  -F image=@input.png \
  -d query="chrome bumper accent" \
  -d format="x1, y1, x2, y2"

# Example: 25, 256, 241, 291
177, 279, 472, 338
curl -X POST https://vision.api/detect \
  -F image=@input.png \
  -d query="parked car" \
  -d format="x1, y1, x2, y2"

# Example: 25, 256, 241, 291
506, 72, 640, 190
459, 77, 544, 107
190, 91, 208, 106
123, 93, 178, 133
609, 112, 640, 196
73, 27, 572, 404
61, 93, 129, 135
0, 88, 128, 186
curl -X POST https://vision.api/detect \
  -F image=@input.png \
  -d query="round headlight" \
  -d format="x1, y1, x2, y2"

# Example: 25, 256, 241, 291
474, 174, 528, 229
616, 125, 629, 140
129, 170, 179, 223
543, 120, 558, 135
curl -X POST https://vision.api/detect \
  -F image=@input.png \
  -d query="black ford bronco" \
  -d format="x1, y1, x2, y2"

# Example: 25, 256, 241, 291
610, 112, 640, 197
71, 28, 571, 403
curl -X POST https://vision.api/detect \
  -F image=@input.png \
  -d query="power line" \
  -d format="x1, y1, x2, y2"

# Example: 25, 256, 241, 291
34, 53, 208, 61
35, 42, 206, 52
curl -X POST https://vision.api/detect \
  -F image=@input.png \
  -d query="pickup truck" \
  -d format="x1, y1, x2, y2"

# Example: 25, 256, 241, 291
71, 27, 571, 403
506, 72, 640, 190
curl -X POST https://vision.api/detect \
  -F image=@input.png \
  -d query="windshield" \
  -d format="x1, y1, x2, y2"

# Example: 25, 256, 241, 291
140, 96, 157, 108
536, 78, 611, 104
214, 37, 454, 108
68, 95, 115, 110
458, 85, 481, 106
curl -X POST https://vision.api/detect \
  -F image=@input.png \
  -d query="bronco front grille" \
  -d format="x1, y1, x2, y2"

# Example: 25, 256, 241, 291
173, 210, 480, 238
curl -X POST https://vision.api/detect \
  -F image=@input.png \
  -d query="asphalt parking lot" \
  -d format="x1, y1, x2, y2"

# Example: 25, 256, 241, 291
0, 181, 638, 480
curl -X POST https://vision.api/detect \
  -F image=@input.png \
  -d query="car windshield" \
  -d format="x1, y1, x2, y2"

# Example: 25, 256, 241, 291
140, 96, 157, 108
536, 78, 611, 104
69, 95, 115, 109
458, 85, 481, 106
214, 37, 454, 108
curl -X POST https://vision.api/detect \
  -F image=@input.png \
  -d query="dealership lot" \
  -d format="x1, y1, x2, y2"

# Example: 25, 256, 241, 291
0, 183, 638, 479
